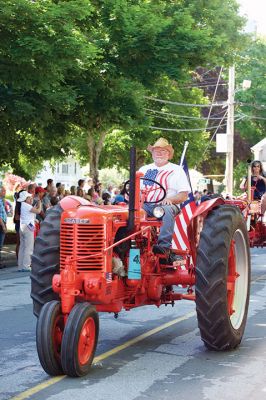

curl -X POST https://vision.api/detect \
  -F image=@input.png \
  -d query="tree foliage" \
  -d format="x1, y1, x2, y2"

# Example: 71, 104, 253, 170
67, 0, 246, 179
235, 39, 266, 151
0, 0, 97, 176
0, 0, 247, 180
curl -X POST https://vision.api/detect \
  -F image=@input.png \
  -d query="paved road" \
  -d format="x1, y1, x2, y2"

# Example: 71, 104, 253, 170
1, 248, 266, 400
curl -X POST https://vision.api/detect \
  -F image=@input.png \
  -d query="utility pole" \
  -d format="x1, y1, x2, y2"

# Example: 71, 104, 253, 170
225, 66, 235, 196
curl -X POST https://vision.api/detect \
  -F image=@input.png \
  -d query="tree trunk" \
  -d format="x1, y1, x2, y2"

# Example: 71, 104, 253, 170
87, 130, 108, 183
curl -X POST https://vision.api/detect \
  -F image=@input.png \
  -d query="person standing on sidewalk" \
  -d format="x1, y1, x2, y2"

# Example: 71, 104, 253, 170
0, 186, 7, 269
17, 191, 42, 272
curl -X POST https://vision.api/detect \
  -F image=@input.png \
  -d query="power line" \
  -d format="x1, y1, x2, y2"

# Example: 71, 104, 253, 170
205, 66, 223, 130
149, 116, 244, 133
236, 101, 266, 110
145, 96, 226, 108
211, 108, 229, 117
144, 108, 229, 120
177, 83, 227, 89
146, 113, 225, 123
194, 110, 228, 169
149, 123, 228, 132
238, 112, 266, 121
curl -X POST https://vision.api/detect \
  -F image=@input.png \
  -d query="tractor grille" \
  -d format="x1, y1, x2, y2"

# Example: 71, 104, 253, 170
60, 223, 105, 270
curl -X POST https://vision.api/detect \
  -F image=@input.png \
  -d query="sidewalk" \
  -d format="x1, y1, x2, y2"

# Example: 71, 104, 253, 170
1, 244, 17, 268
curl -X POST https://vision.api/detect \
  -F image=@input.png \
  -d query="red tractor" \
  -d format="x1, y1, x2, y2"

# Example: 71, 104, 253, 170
31, 149, 251, 377
245, 162, 266, 247
227, 161, 266, 247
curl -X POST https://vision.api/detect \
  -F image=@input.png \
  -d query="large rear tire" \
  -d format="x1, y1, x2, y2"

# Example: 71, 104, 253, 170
196, 205, 250, 350
36, 300, 64, 376
61, 303, 99, 377
30, 205, 62, 317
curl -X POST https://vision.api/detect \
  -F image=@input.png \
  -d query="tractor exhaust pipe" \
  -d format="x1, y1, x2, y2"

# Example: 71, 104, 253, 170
127, 147, 136, 232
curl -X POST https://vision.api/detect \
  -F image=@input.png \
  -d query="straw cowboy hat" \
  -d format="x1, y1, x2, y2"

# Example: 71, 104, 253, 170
147, 138, 174, 160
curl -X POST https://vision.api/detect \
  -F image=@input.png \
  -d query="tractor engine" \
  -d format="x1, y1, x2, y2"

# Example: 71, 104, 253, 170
51, 203, 150, 315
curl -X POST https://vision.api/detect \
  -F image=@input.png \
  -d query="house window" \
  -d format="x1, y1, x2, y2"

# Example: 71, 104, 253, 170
62, 164, 69, 174
57, 164, 60, 173
74, 162, 77, 175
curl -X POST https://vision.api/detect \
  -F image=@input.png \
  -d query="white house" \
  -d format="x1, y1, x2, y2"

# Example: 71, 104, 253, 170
36, 157, 89, 189
251, 138, 266, 168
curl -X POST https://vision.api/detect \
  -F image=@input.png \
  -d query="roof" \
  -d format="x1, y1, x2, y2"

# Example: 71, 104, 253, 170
251, 138, 266, 151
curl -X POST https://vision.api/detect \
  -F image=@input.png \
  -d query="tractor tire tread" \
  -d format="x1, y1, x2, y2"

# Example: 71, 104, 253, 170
31, 204, 62, 317
195, 204, 250, 350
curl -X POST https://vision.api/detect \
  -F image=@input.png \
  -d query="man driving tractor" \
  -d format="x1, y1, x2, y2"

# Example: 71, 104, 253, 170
139, 138, 190, 264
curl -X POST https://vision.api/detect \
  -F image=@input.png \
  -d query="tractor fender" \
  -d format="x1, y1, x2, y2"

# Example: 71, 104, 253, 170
59, 195, 91, 211
187, 196, 225, 265
192, 196, 225, 219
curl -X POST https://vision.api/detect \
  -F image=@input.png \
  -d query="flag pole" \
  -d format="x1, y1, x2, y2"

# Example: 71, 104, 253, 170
180, 141, 189, 166
179, 141, 193, 195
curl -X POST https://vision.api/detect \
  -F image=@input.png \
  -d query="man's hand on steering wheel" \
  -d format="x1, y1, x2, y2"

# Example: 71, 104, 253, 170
123, 177, 166, 204
160, 198, 174, 206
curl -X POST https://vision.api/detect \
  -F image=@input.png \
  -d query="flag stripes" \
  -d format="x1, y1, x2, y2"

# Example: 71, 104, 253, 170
172, 158, 197, 251
144, 169, 174, 202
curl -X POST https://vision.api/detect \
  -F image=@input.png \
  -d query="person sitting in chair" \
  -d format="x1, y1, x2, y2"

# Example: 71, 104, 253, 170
240, 160, 266, 215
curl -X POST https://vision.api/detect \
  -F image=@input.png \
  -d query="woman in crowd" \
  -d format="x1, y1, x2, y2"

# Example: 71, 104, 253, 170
240, 160, 266, 214
77, 187, 84, 198
87, 187, 103, 204
13, 188, 24, 259
70, 185, 76, 196
17, 191, 42, 272
57, 185, 65, 200
102, 192, 111, 205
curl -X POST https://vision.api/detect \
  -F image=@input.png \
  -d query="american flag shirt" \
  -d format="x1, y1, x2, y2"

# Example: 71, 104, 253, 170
139, 162, 191, 203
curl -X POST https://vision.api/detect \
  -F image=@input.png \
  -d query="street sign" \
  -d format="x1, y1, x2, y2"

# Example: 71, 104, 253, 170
216, 133, 227, 153
198, 178, 210, 184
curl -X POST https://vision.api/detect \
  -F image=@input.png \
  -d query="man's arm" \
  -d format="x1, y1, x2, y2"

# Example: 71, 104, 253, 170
161, 191, 189, 206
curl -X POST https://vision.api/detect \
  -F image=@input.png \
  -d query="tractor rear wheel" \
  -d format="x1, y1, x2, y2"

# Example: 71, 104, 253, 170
36, 300, 64, 376
61, 302, 99, 377
31, 205, 62, 317
195, 204, 250, 350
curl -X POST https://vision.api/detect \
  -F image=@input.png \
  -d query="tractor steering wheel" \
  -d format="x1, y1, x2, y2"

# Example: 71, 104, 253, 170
124, 177, 166, 204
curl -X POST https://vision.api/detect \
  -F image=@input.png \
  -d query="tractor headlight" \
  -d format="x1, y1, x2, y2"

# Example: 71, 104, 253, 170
153, 206, 165, 219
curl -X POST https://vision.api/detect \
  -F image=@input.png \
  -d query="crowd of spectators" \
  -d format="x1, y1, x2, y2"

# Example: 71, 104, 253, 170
0, 178, 129, 270
1, 177, 218, 270
0, 177, 229, 271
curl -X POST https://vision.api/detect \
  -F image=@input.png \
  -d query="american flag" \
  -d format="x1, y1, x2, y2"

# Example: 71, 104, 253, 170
143, 168, 174, 203
172, 158, 197, 251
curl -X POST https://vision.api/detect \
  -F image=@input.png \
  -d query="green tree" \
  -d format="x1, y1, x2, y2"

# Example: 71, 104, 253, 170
99, 76, 210, 170
0, 0, 97, 177
235, 39, 266, 154
0, 0, 247, 181
68, 0, 246, 180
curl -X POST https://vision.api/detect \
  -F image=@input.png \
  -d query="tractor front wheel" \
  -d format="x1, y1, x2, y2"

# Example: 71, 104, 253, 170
36, 300, 64, 376
61, 303, 99, 377
196, 205, 250, 350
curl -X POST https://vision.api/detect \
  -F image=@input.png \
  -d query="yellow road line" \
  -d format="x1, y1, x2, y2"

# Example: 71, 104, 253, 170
11, 310, 196, 400
11, 377, 65, 400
